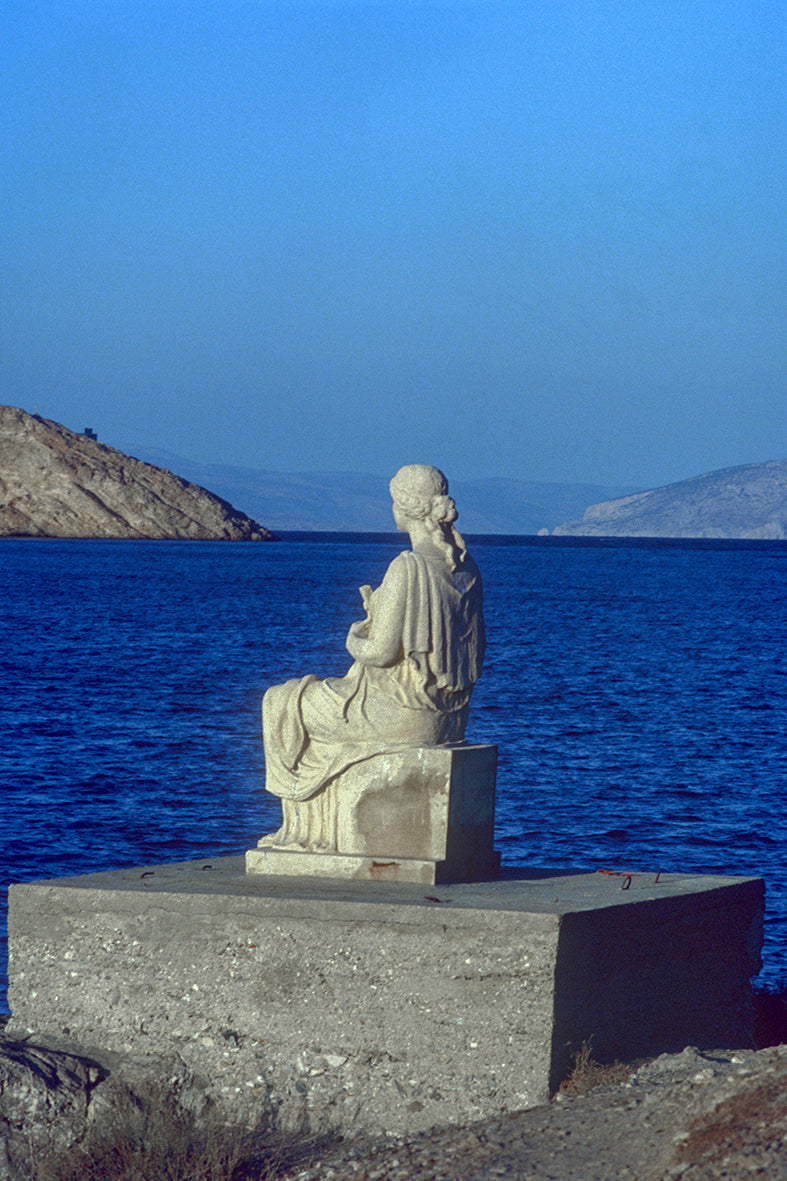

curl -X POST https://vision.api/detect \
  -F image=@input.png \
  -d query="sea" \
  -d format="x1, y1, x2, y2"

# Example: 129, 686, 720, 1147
2, 533, 786, 1013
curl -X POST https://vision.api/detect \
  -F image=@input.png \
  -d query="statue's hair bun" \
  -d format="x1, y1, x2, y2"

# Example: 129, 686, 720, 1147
431, 494, 458, 525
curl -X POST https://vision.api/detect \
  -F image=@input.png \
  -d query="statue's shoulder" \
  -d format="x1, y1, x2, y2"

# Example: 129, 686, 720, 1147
378, 549, 416, 589
387, 549, 418, 570
383, 550, 442, 588
391, 550, 432, 578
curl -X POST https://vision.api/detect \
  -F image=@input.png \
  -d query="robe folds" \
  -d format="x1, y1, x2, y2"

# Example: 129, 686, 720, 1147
262, 549, 485, 820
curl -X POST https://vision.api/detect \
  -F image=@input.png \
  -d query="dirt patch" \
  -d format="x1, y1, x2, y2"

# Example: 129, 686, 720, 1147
654, 1050, 787, 1180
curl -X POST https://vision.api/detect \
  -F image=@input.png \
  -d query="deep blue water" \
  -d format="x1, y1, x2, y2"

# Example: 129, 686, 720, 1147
2, 535, 786, 1012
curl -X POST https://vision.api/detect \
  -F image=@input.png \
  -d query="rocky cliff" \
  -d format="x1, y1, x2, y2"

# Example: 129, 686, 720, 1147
553, 460, 787, 540
0, 406, 274, 540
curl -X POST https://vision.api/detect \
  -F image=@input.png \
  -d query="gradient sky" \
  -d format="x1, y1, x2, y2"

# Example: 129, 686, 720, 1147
3, 1, 785, 487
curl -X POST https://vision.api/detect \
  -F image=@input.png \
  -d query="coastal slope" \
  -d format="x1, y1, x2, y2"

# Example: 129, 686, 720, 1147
553, 460, 787, 540
0, 406, 274, 540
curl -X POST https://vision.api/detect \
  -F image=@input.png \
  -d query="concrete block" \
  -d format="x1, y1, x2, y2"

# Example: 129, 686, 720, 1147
248, 743, 500, 884
7, 860, 763, 1137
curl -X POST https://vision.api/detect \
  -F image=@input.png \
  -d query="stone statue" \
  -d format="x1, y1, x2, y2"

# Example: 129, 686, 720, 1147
259, 464, 485, 852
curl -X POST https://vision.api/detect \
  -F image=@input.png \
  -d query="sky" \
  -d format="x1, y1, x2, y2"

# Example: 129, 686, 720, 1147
2, 1, 785, 488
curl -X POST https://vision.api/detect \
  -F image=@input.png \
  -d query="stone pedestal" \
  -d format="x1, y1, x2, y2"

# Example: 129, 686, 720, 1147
247, 743, 500, 884
7, 858, 763, 1137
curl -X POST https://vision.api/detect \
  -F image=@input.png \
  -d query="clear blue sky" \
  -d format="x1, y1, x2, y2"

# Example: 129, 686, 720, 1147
3, 1, 785, 487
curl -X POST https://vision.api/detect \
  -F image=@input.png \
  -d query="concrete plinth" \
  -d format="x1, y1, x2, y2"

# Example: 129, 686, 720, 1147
247, 743, 500, 884
7, 860, 763, 1136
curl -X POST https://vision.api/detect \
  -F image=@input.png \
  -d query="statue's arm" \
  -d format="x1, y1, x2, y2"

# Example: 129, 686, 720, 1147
345, 557, 407, 668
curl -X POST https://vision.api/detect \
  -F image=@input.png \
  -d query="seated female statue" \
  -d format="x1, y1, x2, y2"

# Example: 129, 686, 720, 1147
260, 464, 485, 850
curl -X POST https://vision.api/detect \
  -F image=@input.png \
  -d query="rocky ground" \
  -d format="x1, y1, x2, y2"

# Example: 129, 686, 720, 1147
271, 1044, 787, 1180
3, 1019, 786, 1181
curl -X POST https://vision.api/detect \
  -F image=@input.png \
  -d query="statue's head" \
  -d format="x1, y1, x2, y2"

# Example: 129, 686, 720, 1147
389, 464, 457, 527
390, 465, 466, 568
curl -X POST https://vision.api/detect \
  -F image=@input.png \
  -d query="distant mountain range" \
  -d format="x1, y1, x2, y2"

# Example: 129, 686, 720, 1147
4, 407, 784, 539
0, 407, 273, 540
119, 446, 787, 539
119, 445, 638, 535
553, 461, 787, 540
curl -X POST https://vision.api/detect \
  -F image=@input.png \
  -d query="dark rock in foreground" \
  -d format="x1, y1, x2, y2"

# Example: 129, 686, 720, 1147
553, 460, 787, 540
0, 1034, 260, 1181
0, 405, 274, 540
0, 1037, 105, 1178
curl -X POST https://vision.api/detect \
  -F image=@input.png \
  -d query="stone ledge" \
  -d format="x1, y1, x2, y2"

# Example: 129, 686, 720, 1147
246, 847, 444, 884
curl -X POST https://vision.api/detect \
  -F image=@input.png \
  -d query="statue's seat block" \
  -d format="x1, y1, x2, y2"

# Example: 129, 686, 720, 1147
246, 743, 499, 884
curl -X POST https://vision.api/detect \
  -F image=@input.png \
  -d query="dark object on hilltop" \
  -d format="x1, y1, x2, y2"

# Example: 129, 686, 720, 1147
0, 405, 275, 540
553, 460, 787, 539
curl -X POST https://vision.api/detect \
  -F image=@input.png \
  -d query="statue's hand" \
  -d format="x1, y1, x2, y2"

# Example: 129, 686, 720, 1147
348, 586, 374, 653
346, 619, 369, 657
359, 584, 374, 612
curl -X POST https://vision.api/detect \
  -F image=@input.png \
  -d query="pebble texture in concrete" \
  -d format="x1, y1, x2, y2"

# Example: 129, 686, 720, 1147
7, 859, 763, 1136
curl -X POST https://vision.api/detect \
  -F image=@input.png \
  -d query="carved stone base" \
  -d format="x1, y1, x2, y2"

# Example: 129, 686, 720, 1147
246, 743, 499, 884
245, 848, 488, 884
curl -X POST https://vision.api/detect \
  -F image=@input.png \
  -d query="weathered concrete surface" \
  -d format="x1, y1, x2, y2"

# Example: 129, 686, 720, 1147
7, 859, 763, 1137
249, 744, 500, 884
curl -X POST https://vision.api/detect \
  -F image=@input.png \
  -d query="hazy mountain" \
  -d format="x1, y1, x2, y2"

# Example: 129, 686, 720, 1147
0, 407, 274, 540
18, 418, 780, 539
553, 461, 787, 539
119, 445, 637, 534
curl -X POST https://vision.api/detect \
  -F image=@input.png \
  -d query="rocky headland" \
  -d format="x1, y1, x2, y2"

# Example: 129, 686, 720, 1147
553, 460, 787, 540
0, 406, 274, 540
